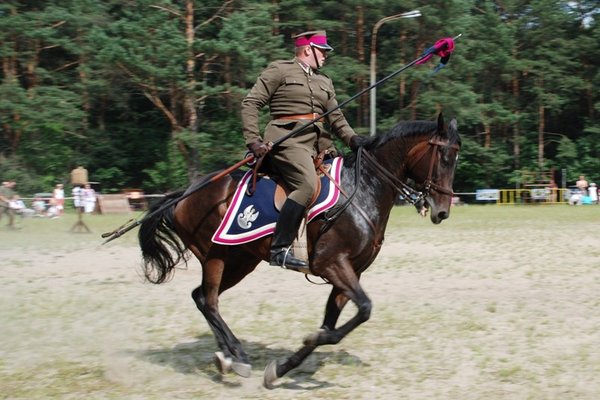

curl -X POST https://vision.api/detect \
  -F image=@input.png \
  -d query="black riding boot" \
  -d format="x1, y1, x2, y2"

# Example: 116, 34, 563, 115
270, 198, 308, 269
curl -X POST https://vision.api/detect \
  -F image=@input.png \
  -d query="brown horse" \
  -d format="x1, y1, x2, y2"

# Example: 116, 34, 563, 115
137, 113, 460, 388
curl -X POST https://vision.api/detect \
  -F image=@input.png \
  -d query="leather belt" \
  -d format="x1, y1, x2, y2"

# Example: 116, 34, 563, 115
276, 113, 324, 122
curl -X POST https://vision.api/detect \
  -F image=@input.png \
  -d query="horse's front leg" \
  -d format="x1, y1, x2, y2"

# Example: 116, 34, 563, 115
264, 265, 371, 388
191, 249, 256, 378
321, 285, 351, 330
303, 273, 371, 347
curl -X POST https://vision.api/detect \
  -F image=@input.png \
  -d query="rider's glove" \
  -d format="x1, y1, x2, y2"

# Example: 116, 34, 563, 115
247, 142, 269, 158
349, 135, 372, 151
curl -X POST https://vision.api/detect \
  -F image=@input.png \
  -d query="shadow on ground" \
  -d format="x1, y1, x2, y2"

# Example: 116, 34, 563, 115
136, 333, 365, 389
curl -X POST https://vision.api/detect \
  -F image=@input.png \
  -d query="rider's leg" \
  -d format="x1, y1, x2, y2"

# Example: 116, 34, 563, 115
269, 146, 317, 269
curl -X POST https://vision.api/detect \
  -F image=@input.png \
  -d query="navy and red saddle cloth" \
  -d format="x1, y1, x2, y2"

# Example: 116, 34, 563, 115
212, 157, 343, 245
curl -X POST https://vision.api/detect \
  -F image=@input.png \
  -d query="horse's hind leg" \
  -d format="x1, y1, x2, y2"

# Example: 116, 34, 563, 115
191, 246, 259, 377
264, 287, 353, 388
264, 266, 371, 388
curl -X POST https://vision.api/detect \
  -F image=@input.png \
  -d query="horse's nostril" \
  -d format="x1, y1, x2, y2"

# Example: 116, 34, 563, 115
438, 211, 448, 220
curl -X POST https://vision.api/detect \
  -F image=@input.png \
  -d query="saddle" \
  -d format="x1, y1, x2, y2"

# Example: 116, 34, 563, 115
248, 150, 332, 211
247, 150, 331, 262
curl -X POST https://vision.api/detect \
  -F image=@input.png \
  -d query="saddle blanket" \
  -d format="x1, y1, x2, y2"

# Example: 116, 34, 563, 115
212, 157, 343, 245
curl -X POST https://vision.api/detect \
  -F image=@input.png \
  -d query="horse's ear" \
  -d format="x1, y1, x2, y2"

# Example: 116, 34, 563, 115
437, 112, 445, 136
449, 118, 458, 132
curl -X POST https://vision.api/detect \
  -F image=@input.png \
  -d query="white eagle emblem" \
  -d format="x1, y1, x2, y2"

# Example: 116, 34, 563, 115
237, 205, 259, 229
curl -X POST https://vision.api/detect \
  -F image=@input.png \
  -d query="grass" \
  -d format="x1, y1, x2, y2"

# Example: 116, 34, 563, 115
0, 209, 144, 250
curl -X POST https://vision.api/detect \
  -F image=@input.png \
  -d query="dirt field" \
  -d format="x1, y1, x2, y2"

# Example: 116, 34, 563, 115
1, 205, 599, 399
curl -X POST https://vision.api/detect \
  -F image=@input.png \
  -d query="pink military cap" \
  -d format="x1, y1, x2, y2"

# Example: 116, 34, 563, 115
292, 30, 334, 52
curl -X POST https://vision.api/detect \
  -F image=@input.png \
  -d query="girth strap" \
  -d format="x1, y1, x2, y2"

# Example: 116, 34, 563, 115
318, 163, 376, 234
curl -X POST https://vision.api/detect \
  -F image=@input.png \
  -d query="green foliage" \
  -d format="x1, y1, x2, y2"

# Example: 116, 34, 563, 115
142, 140, 189, 193
1, 0, 599, 194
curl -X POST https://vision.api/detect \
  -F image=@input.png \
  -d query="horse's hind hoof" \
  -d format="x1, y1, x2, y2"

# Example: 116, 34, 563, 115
213, 351, 232, 375
231, 361, 252, 378
263, 360, 279, 389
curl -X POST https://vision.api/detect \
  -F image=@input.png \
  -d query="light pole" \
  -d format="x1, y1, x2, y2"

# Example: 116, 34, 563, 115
370, 10, 421, 136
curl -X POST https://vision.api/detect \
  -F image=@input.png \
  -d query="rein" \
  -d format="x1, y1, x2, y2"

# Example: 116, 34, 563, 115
361, 149, 424, 205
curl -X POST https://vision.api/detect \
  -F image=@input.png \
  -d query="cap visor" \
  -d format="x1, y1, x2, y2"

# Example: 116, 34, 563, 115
312, 43, 334, 52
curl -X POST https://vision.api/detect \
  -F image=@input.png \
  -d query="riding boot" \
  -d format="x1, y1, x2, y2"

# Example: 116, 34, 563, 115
270, 198, 308, 269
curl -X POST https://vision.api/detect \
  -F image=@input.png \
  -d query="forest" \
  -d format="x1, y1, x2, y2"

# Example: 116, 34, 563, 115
1, 0, 599, 195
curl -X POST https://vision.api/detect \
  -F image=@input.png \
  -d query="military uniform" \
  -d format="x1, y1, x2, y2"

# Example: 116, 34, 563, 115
242, 30, 359, 270
242, 58, 356, 205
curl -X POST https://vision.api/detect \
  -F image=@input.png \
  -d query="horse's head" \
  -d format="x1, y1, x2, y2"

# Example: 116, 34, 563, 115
406, 113, 461, 224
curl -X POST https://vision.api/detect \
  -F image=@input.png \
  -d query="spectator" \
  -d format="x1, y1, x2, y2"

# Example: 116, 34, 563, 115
576, 175, 589, 194
53, 183, 65, 216
547, 179, 558, 202
0, 181, 16, 228
589, 183, 598, 205
32, 196, 47, 216
82, 183, 96, 214
9, 195, 33, 217
46, 198, 59, 219
72, 185, 83, 211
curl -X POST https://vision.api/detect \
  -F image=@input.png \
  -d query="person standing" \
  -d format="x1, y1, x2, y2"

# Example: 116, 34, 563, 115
589, 183, 598, 205
72, 185, 83, 211
241, 30, 369, 269
53, 183, 65, 216
82, 183, 96, 214
0, 181, 16, 228
576, 175, 589, 194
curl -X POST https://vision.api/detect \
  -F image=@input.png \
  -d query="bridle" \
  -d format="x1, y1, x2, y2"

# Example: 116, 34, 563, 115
407, 137, 459, 197
362, 136, 459, 205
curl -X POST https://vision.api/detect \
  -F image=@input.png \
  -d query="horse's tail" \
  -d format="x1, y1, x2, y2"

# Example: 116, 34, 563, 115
138, 189, 189, 284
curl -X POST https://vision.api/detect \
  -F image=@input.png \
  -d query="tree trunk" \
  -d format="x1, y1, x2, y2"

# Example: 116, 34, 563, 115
2, 31, 21, 154
355, 6, 367, 127
538, 102, 545, 170
483, 121, 491, 148
184, 0, 199, 180
398, 32, 407, 111
410, 43, 425, 120
537, 76, 545, 170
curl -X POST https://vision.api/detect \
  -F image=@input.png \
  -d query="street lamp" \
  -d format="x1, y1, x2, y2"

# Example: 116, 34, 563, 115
370, 10, 421, 136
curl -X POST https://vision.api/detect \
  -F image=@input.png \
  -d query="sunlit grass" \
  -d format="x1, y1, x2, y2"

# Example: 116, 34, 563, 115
0, 209, 144, 250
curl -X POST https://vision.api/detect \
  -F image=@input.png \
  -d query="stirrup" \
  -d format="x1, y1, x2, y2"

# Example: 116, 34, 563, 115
269, 247, 308, 269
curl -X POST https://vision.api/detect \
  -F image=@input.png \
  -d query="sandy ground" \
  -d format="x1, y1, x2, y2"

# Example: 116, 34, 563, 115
1, 206, 600, 399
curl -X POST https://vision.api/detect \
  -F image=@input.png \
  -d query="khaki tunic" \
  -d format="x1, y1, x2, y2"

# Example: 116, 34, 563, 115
241, 58, 357, 205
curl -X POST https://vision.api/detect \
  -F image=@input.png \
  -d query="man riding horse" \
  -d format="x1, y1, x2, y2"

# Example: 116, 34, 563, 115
241, 30, 369, 270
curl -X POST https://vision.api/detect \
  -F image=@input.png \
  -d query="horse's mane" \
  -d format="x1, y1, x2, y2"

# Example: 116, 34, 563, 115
370, 120, 436, 149
341, 119, 460, 166
370, 119, 460, 150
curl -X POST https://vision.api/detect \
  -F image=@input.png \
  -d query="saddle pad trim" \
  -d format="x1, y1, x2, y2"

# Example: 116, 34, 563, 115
211, 157, 342, 245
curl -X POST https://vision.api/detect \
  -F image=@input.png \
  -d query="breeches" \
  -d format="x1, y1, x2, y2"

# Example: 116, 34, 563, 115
270, 146, 318, 206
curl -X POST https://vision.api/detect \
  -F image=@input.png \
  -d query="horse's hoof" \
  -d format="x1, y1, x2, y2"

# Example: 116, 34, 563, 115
263, 360, 279, 389
231, 361, 252, 378
303, 328, 325, 346
213, 351, 232, 375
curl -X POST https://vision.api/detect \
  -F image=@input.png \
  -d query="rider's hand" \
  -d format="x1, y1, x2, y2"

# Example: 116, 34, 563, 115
247, 142, 270, 158
349, 135, 372, 151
